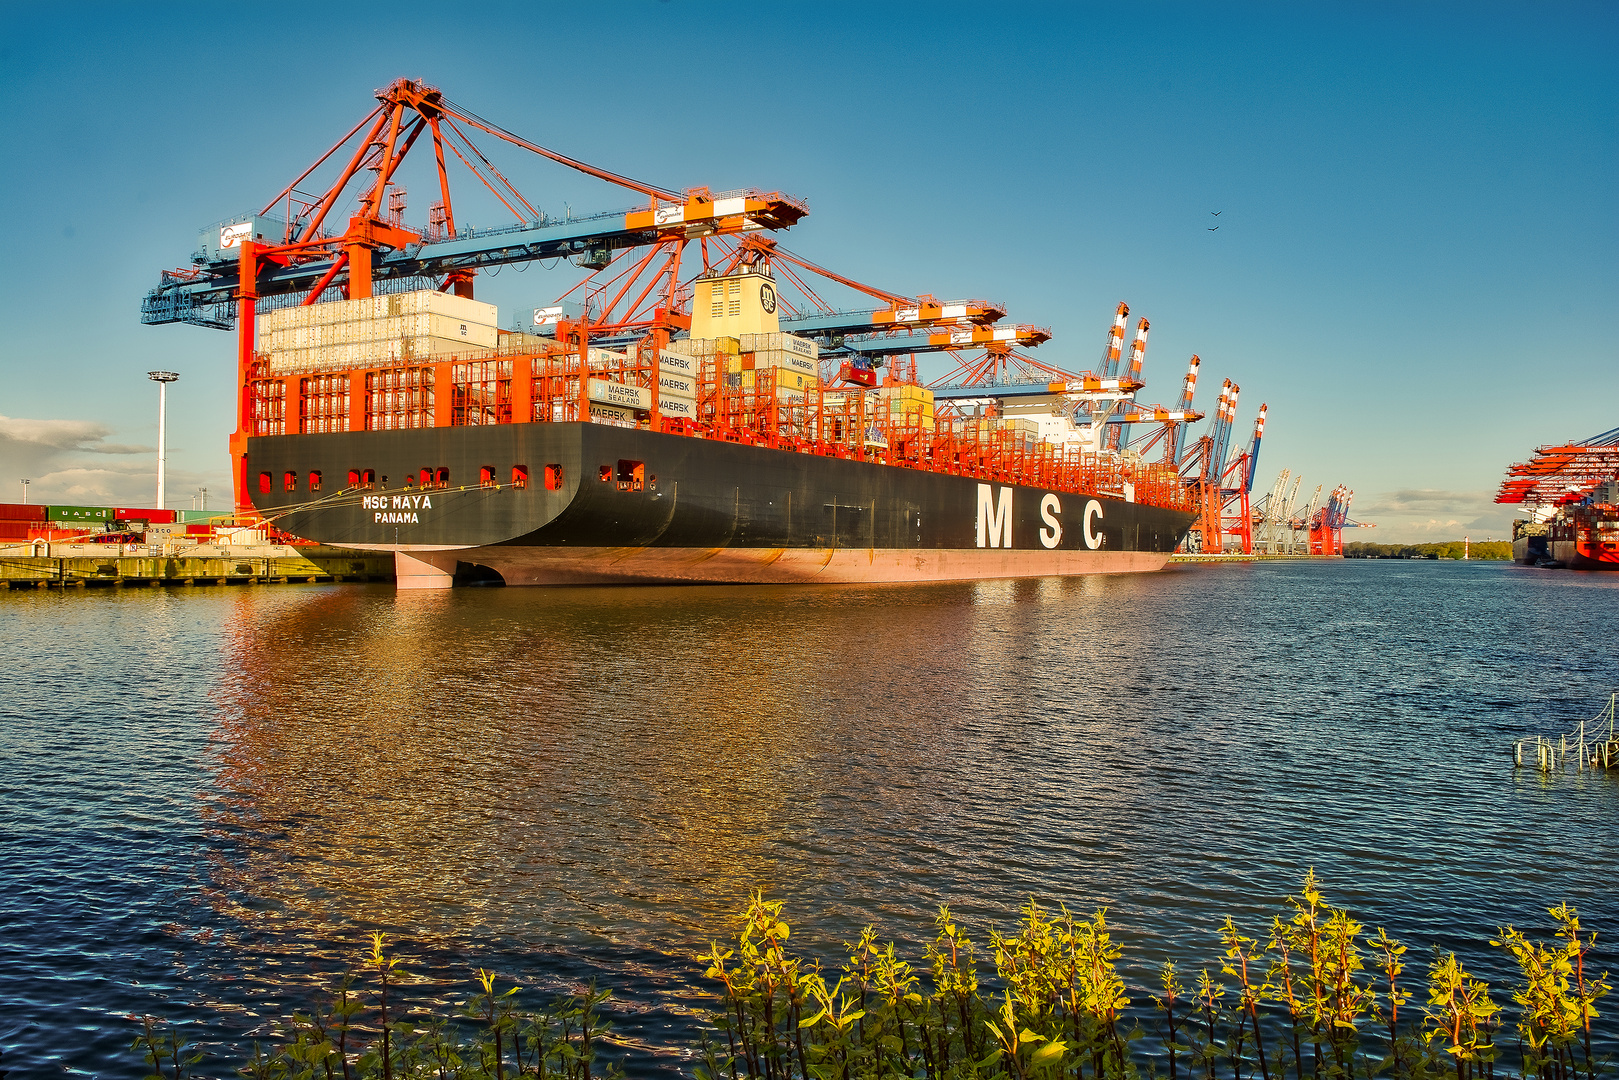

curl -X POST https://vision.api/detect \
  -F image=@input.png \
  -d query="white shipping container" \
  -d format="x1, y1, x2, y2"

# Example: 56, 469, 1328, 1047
587, 402, 636, 425
656, 372, 697, 397
271, 291, 498, 333
389, 289, 498, 326
658, 395, 698, 418
657, 350, 699, 376
587, 379, 652, 411
744, 332, 819, 360
385, 313, 498, 348
588, 347, 631, 369
755, 350, 817, 377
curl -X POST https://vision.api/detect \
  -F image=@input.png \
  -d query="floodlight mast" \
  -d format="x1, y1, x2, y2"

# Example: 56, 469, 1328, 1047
148, 371, 180, 510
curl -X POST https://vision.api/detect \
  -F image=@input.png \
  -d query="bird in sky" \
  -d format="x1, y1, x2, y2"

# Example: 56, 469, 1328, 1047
1207, 226, 1219, 231
1211, 211, 1222, 216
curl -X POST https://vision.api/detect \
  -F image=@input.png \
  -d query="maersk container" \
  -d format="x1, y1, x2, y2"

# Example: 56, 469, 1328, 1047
587, 380, 652, 411
658, 395, 698, 418
657, 372, 697, 398
658, 351, 699, 377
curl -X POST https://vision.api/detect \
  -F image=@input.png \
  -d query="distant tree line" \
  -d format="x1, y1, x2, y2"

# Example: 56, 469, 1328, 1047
1345, 541, 1512, 561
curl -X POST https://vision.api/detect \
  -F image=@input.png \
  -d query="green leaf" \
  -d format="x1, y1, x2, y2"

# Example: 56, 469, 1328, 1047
1032, 1040, 1069, 1063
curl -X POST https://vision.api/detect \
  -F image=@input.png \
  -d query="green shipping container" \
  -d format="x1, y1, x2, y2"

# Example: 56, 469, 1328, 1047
47, 505, 114, 522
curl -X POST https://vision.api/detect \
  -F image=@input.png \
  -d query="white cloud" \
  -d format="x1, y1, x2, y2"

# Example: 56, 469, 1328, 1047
0, 414, 185, 508
1352, 488, 1518, 543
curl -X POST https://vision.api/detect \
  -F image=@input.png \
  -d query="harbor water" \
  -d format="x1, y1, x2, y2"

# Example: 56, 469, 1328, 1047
1, 560, 1616, 1076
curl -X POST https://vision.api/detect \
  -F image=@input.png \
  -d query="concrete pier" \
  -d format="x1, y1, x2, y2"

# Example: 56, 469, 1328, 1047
0, 545, 395, 588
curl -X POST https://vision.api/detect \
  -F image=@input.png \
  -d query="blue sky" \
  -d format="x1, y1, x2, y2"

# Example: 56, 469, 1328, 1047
1, 1, 1613, 540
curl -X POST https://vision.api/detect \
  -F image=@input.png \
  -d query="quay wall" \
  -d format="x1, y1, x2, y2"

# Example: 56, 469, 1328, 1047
0, 545, 395, 588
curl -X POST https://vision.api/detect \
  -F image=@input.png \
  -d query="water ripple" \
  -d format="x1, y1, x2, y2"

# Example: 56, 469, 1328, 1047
0, 562, 1615, 1076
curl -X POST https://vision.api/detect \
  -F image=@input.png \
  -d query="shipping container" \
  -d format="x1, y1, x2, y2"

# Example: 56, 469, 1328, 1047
658, 395, 698, 418
656, 372, 698, 398
771, 370, 818, 394
114, 508, 178, 523
587, 380, 652, 411
741, 332, 819, 360
588, 347, 631, 369
587, 402, 636, 425
47, 505, 115, 522
657, 350, 699, 377
0, 502, 47, 522
260, 289, 497, 332
751, 349, 818, 376
263, 317, 499, 354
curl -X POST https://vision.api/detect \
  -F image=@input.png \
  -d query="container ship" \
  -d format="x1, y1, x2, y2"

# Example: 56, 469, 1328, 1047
242, 282, 1195, 588
1499, 428, 1619, 571
142, 79, 1198, 588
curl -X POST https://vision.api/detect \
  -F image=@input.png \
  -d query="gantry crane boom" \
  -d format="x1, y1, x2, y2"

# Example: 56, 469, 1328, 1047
145, 208, 794, 328
1099, 303, 1128, 378
832, 324, 1052, 359
1106, 318, 1149, 451
142, 78, 807, 332
1243, 404, 1267, 493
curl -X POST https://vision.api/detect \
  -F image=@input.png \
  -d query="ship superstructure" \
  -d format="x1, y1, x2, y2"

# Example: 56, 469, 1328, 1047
1499, 428, 1619, 571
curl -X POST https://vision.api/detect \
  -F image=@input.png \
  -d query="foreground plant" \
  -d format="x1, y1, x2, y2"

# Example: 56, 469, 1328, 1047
115, 876, 1609, 1080
693, 880, 1609, 1080
234, 935, 623, 1080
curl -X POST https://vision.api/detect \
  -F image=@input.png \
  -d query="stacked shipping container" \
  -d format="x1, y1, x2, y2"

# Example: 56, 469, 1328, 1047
260, 292, 500, 374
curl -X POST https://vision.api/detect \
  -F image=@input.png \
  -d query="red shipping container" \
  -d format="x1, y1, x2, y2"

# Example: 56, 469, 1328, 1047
0, 502, 48, 522
0, 522, 29, 541
185, 524, 212, 535
115, 507, 177, 523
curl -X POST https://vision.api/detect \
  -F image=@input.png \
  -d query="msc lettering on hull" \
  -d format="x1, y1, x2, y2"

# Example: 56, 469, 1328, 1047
361, 495, 435, 510
977, 485, 1105, 550
363, 493, 433, 525
977, 485, 1012, 548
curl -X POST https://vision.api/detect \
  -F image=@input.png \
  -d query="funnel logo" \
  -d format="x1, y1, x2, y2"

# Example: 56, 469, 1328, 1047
760, 283, 777, 314
220, 222, 253, 249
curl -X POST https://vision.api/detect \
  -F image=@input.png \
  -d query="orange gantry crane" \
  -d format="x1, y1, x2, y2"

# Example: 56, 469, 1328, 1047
144, 78, 1198, 516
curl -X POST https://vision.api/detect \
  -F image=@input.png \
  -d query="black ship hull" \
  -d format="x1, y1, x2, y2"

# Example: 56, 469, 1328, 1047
246, 424, 1196, 587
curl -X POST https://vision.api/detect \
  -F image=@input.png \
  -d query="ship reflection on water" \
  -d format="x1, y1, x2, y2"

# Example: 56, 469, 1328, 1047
201, 578, 1181, 972
192, 566, 1619, 1047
